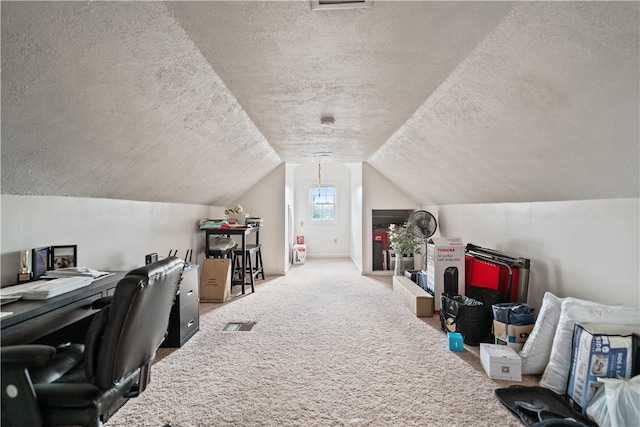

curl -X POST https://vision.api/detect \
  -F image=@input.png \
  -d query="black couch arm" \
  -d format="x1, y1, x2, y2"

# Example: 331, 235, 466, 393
1, 345, 55, 367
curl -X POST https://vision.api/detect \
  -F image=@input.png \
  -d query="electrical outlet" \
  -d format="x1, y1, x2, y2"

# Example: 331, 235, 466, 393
334, 238, 338, 243
300, 221, 304, 226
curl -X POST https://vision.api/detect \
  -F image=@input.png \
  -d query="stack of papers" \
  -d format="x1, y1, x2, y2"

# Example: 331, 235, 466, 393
42, 267, 110, 279
1, 282, 39, 297
0, 277, 94, 300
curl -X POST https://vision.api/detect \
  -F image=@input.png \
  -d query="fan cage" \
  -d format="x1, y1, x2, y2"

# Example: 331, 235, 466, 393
409, 210, 437, 240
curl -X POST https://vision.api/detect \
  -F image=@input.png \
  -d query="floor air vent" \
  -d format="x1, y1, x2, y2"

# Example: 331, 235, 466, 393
223, 322, 255, 331
311, 0, 372, 11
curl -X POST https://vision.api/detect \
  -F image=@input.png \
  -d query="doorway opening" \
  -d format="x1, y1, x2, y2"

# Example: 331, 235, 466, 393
371, 209, 415, 272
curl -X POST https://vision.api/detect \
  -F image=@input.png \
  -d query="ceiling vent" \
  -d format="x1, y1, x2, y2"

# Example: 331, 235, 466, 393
311, 0, 372, 11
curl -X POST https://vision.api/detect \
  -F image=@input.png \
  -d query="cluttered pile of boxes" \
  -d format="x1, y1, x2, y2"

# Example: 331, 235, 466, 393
477, 302, 536, 382
403, 237, 639, 424
480, 306, 640, 425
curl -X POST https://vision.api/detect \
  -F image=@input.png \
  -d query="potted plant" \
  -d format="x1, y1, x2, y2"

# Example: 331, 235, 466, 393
387, 222, 423, 276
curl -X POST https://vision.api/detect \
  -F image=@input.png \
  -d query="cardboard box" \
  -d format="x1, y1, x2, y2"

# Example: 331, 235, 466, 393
493, 320, 534, 352
199, 258, 231, 302
392, 275, 434, 317
566, 323, 639, 414
480, 343, 522, 381
426, 237, 465, 312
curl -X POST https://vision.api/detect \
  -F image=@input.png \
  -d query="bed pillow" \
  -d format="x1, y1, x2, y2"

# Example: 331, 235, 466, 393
539, 297, 640, 394
519, 292, 565, 375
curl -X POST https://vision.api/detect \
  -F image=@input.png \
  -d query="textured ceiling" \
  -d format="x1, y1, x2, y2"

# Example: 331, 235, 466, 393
1, 1, 638, 207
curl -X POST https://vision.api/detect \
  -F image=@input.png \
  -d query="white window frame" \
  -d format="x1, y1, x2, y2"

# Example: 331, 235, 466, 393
309, 184, 337, 224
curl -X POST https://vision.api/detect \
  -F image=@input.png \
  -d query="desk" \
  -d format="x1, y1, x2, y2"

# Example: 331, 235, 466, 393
204, 226, 260, 294
1, 272, 124, 346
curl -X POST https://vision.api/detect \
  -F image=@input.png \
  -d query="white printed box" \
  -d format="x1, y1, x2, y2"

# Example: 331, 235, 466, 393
566, 323, 639, 414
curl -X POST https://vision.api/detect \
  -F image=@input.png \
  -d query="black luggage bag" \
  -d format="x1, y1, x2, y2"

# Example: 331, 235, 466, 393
440, 293, 488, 346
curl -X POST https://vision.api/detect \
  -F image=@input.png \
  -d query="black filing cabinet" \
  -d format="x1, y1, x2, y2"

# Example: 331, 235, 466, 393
162, 264, 200, 347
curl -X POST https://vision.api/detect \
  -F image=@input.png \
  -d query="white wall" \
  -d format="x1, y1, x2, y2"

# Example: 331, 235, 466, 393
1, 164, 289, 287
5, 177, 636, 314
232, 164, 287, 275
426, 198, 640, 310
347, 163, 363, 271
285, 163, 297, 271
292, 163, 352, 257
361, 163, 421, 274
1, 194, 221, 285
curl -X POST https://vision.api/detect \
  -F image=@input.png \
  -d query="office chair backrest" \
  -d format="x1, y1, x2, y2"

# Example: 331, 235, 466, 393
86, 257, 183, 390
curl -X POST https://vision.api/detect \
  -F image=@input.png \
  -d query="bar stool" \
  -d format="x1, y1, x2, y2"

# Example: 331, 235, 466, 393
232, 244, 264, 294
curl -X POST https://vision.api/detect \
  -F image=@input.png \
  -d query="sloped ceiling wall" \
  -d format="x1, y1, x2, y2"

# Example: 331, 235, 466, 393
370, 2, 640, 204
1, 1, 281, 206
1, 1, 638, 207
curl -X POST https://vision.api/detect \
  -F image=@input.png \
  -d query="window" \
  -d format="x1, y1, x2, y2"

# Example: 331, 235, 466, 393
310, 185, 336, 222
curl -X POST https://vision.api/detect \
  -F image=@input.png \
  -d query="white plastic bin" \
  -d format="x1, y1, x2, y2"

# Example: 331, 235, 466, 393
293, 244, 307, 264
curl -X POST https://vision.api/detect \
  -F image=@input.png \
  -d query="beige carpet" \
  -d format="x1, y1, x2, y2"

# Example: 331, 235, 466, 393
107, 258, 538, 426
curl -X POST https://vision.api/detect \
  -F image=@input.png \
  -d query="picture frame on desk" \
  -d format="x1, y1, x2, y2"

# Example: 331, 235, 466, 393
50, 245, 77, 270
32, 246, 50, 280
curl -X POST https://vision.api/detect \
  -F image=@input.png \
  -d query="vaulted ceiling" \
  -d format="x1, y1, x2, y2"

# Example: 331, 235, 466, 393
2, 1, 638, 207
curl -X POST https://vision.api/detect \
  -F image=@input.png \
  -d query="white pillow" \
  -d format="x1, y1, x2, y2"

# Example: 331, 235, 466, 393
519, 292, 565, 375
539, 297, 640, 394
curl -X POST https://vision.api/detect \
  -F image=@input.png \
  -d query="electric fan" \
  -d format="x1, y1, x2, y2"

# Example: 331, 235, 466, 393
408, 210, 437, 289
409, 210, 437, 240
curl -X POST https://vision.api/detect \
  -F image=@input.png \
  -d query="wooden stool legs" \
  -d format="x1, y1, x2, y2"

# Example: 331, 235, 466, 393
232, 245, 264, 294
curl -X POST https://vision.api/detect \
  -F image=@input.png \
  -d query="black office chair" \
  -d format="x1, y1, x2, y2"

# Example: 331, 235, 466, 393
1, 257, 184, 427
